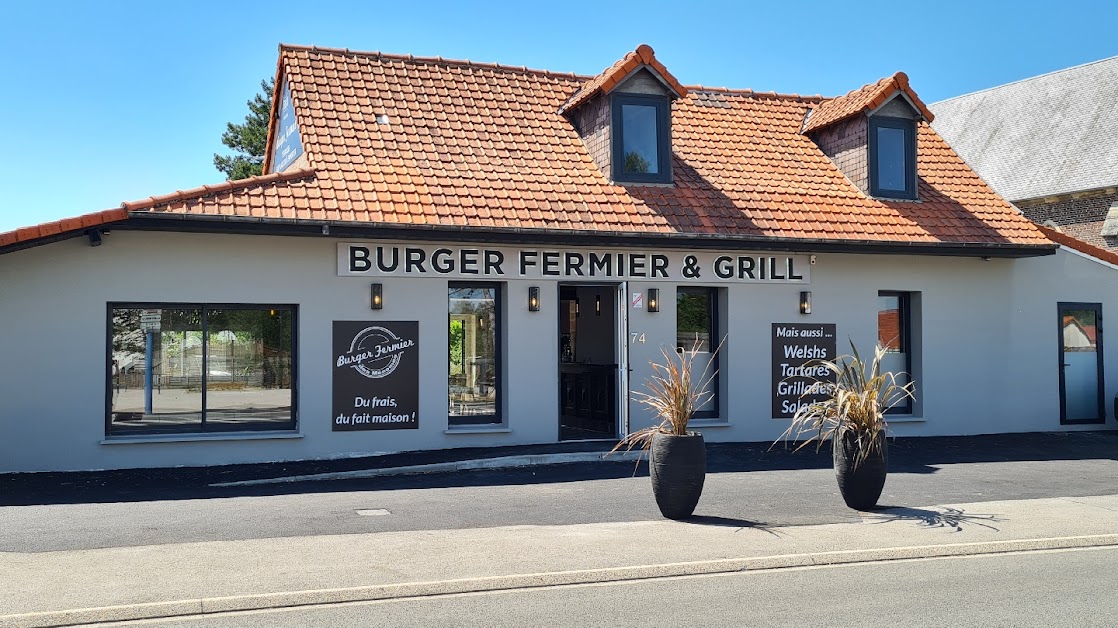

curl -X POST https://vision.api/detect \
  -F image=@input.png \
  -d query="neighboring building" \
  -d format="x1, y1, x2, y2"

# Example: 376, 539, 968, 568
2, 44, 1116, 473
930, 57, 1118, 251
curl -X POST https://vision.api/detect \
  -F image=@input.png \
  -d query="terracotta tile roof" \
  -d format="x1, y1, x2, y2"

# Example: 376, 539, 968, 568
0, 208, 127, 250
3, 46, 1053, 252
559, 44, 687, 114
121, 169, 316, 211
1039, 224, 1118, 266
802, 72, 934, 135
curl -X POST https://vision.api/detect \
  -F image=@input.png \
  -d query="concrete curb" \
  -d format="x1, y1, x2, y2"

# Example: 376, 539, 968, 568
211, 450, 645, 487
6, 533, 1118, 627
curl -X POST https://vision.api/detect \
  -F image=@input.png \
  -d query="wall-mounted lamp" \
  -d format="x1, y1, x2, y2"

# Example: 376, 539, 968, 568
647, 288, 659, 312
371, 283, 383, 310
86, 229, 103, 247
528, 286, 540, 312
799, 291, 812, 315
595, 295, 601, 316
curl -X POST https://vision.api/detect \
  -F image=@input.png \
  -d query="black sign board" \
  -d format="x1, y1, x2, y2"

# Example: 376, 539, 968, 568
772, 323, 837, 419
333, 321, 419, 430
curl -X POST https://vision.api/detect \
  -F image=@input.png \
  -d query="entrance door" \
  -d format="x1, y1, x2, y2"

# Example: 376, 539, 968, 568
558, 283, 622, 440
1058, 303, 1104, 424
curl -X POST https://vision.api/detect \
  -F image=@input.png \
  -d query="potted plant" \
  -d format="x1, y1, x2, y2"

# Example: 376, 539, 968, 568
612, 340, 721, 520
777, 342, 915, 510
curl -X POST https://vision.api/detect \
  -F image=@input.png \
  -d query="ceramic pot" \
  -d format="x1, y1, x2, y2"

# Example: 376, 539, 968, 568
833, 430, 887, 510
649, 431, 706, 519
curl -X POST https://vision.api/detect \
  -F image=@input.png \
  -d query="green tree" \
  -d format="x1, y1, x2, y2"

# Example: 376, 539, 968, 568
623, 151, 651, 174
213, 78, 274, 180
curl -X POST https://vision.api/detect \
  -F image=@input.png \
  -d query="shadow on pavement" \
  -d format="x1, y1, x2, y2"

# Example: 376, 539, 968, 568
866, 505, 1004, 532
686, 514, 780, 535
0, 431, 1114, 507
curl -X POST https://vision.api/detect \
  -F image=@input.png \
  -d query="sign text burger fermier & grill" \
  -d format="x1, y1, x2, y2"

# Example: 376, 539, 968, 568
339, 243, 811, 283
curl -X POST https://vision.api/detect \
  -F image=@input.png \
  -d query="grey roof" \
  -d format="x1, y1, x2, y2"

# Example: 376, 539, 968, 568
930, 57, 1118, 202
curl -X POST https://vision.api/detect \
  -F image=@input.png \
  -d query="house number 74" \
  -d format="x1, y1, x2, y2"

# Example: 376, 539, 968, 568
630, 332, 646, 344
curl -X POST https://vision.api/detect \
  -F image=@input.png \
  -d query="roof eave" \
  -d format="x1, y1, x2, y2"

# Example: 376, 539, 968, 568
108, 212, 1058, 259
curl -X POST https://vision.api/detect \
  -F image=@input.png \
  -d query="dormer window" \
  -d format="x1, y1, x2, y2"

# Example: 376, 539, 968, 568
869, 116, 917, 200
611, 93, 671, 183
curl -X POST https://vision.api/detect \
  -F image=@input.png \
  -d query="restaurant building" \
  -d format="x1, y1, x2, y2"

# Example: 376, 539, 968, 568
1, 44, 1115, 473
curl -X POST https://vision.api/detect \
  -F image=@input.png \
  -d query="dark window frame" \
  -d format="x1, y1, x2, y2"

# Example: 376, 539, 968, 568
878, 291, 913, 414
104, 302, 299, 436
1057, 302, 1105, 425
868, 115, 917, 200
610, 93, 672, 184
448, 282, 504, 426
676, 286, 720, 420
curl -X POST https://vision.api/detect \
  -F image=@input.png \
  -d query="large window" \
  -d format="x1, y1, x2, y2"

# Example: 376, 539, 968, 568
448, 284, 501, 425
877, 292, 913, 414
611, 93, 671, 184
677, 287, 720, 419
108, 304, 296, 435
868, 116, 917, 200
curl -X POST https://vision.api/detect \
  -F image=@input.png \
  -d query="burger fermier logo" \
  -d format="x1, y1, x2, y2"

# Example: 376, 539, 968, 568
337, 326, 415, 379
333, 321, 420, 431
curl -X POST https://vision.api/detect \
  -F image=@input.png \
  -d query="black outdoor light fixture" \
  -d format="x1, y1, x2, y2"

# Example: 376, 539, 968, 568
647, 288, 659, 312
528, 286, 540, 312
371, 283, 383, 310
595, 295, 602, 316
800, 291, 812, 315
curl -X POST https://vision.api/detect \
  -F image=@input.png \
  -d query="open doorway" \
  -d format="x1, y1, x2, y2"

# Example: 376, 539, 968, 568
558, 283, 624, 440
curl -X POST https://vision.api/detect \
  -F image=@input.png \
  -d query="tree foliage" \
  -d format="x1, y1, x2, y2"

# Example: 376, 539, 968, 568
213, 78, 274, 180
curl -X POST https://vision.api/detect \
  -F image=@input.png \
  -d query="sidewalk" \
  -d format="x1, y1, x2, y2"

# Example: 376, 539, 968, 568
2, 494, 1117, 627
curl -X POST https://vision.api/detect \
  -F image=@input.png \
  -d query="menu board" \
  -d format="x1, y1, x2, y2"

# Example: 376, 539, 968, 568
772, 323, 837, 419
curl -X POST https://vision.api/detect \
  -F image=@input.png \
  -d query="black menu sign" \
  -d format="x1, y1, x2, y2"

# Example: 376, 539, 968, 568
772, 323, 837, 419
333, 321, 419, 430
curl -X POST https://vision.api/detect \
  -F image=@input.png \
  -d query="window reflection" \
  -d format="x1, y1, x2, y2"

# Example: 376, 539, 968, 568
449, 286, 500, 424
676, 288, 713, 353
877, 295, 904, 352
205, 309, 294, 427
876, 126, 907, 192
622, 104, 660, 174
108, 305, 295, 435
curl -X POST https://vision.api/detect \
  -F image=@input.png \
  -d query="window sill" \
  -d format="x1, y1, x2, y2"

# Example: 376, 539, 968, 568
444, 426, 512, 435
613, 180, 675, 187
101, 431, 304, 445
870, 194, 920, 203
690, 420, 732, 428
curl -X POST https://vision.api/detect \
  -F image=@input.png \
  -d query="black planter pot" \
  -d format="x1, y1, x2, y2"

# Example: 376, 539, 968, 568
649, 431, 706, 520
833, 430, 887, 510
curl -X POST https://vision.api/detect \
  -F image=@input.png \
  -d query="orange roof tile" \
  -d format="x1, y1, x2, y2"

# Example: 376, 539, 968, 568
802, 72, 935, 135
3, 46, 1051, 253
1039, 225, 1118, 266
120, 168, 316, 211
0, 208, 127, 250
559, 44, 688, 114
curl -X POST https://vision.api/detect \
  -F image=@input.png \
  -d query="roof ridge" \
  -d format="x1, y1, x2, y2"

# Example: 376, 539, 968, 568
688, 85, 826, 102
121, 168, 316, 212
278, 43, 593, 81
931, 55, 1118, 106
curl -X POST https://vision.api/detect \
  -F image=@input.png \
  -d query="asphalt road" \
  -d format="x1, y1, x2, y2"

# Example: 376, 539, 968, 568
2, 442, 1117, 553
124, 546, 1118, 627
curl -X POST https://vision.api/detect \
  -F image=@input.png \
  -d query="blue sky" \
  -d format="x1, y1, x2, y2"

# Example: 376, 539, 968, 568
1, 0, 1115, 232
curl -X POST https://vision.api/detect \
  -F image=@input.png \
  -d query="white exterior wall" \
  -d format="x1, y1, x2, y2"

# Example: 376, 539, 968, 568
0, 231, 1112, 472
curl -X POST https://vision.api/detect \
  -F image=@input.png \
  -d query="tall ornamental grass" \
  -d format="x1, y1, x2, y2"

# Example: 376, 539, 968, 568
778, 342, 916, 469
